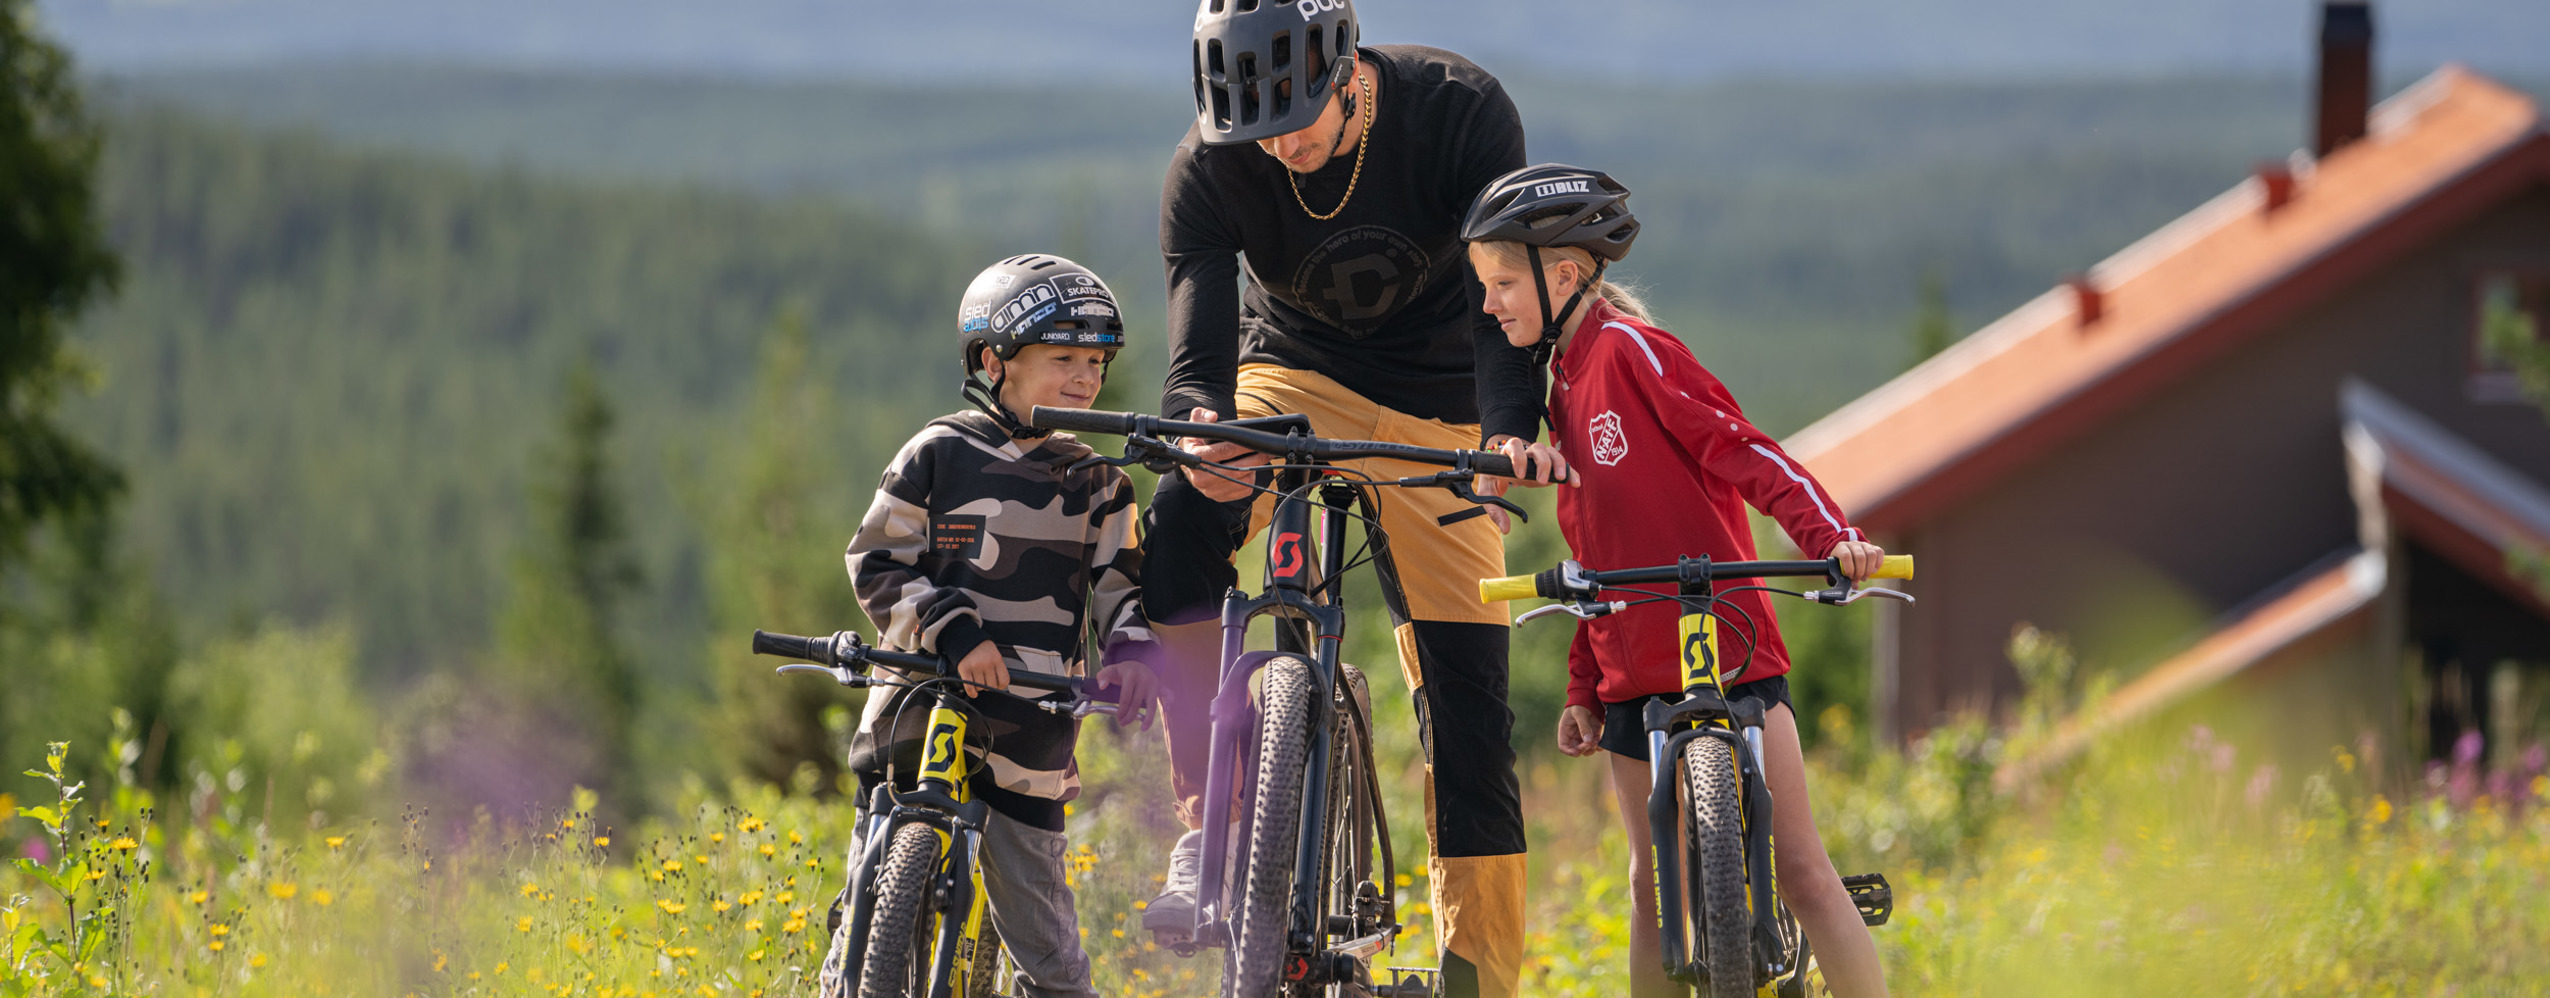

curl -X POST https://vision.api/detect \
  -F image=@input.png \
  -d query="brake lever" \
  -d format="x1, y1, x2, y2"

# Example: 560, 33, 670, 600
1807, 585, 1916, 607
1068, 436, 1201, 476
1439, 477, 1528, 524
1514, 600, 1628, 626
776, 663, 871, 688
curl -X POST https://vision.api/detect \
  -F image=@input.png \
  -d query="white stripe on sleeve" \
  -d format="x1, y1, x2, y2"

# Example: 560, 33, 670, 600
1748, 443, 1859, 543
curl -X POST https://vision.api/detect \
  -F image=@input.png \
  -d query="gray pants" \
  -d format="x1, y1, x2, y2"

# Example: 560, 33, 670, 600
820, 807, 1094, 998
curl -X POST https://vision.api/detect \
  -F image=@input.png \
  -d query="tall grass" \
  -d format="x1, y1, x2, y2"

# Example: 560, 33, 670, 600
8, 693, 2548, 996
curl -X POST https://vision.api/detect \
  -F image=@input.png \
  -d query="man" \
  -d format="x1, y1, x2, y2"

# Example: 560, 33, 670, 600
1141, 2, 1541, 996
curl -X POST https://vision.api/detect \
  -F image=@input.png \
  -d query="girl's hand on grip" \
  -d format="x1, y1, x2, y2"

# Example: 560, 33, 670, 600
1556, 705, 1605, 757
1832, 540, 1886, 581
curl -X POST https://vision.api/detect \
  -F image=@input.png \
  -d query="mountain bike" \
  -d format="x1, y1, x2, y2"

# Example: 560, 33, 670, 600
1030, 405, 1551, 998
751, 628, 1126, 998
1478, 556, 1909, 998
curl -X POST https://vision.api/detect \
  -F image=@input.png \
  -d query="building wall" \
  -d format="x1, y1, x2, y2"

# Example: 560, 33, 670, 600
1887, 182, 2550, 739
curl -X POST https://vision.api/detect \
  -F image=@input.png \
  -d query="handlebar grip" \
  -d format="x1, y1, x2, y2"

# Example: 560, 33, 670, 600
1871, 555, 1915, 580
752, 629, 823, 661
1479, 575, 1540, 603
1030, 406, 1139, 435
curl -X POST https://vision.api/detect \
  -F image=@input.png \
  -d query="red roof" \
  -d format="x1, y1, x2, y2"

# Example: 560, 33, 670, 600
1788, 67, 2550, 532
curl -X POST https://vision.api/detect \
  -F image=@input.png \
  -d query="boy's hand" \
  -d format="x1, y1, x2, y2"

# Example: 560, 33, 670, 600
1177, 409, 1268, 503
955, 640, 1008, 697
1556, 705, 1604, 757
1832, 540, 1886, 581
1093, 660, 1160, 730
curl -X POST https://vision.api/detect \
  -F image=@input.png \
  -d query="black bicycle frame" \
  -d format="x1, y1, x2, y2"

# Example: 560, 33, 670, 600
1188, 465, 1400, 985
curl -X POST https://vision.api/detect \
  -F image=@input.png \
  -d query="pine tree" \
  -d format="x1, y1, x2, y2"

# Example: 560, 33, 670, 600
1907, 268, 1955, 368
498, 358, 646, 801
703, 312, 869, 793
0, 0, 123, 578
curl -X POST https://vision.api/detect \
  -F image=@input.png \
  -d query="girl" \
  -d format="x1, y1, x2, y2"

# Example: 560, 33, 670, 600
1465, 164, 1891, 998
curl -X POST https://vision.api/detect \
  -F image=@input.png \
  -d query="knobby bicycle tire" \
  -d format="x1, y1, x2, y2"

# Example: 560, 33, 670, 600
1683, 737, 1753, 998
1227, 655, 1319, 998
859, 821, 945, 998
1317, 666, 1379, 997
962, 916, 1004, 998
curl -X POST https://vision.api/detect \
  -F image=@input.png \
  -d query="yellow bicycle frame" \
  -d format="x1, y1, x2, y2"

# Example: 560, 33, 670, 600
912, 700, 995, 992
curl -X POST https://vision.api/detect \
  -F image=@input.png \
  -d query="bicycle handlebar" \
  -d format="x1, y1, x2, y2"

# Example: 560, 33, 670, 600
1031, 405, 1564, 483
1478, 555, 1914, 603
750, 629, 1118, 702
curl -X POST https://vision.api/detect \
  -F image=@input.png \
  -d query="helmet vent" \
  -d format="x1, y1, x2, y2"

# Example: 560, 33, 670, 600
1237, 54, 1261, 126
1304, 25, 1325, 83
1208, 0, 1226, 13
1235, 0, 1260, 11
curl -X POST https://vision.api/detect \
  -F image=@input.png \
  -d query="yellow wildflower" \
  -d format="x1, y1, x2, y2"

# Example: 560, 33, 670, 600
189, 890, 210, 905
208, 940, 225, 952
312, 889, 334, 907
595, 836, 612, 847
248, 953, 268, 969
518, 916, 536, 933
109, 836, 138, 852
521, 882, 541, 897
208, 924, 231, 937
326, 836, 347, 850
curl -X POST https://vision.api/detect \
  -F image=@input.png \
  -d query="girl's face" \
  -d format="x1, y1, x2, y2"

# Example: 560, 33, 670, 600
986, 343, 1110, 420
1469, 244, 1583, 349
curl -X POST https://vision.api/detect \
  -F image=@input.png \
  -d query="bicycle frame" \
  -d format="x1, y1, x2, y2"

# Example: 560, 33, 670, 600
1635, 558, 1796, 993
835, 690, 997, 998
1187, 463, 1403, 987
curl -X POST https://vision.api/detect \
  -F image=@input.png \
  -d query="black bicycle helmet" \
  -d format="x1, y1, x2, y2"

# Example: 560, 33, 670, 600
1461, 164, 1639, 364
956, 254, 1126, 438
1191, 0, 1360, 146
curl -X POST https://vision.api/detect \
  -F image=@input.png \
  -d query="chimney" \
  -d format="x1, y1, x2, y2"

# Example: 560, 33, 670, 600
2315, 1, 2373, 157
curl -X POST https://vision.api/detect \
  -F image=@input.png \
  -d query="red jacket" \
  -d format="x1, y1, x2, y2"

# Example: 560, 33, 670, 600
1549, 298, 1864, 710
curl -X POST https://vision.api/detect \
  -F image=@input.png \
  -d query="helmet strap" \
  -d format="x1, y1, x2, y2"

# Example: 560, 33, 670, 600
962, 363, 1051, 441
1528, 246, 1602, 368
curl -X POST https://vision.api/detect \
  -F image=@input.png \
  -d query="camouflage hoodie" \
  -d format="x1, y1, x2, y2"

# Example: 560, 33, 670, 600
845, 411, 1151, 830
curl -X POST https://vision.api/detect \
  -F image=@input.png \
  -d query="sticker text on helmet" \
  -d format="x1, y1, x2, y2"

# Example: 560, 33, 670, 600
1533, 180, 1592, 198
1295, 0, 1346, 21
991, 282, 1058, 333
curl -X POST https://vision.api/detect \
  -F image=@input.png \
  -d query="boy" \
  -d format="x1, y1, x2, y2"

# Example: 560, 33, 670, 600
823, 254, 1159, 998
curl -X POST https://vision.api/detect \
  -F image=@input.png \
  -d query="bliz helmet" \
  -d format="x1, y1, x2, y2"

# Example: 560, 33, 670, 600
1461, 163, 1639, 262
1192, 0, 1360, 146
956, 254, 1126, 437
1462, 164, 1639, 366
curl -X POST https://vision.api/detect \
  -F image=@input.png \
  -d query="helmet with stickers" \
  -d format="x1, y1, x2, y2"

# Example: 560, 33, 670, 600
1191, 0, 1360, 146
956, 254, 1126, 438
1461, 163, 1639, 365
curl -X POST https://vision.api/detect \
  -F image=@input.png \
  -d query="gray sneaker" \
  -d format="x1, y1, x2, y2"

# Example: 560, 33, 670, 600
1142, 829, 1204, 939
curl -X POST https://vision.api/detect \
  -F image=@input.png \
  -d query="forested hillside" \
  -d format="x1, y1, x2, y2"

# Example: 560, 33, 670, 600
67, 109, 977, 679
105, 66, 2448, 429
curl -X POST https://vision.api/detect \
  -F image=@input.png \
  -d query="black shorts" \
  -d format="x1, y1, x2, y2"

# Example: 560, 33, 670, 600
1599, 676, 1793, 762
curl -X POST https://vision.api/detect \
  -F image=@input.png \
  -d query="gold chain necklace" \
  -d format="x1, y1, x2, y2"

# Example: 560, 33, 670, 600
1288, 69, 1375, 222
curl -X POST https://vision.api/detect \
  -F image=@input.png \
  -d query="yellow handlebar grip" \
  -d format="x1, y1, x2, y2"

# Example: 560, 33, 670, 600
1479, 575, 1538, 603
1871, 555, 1915, 580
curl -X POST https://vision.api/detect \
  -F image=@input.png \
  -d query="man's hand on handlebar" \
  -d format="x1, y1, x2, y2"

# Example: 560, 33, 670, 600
1476, 435, 1574, 535
955, 639, 1009, 697
1178, 409, 1270, 502
1092, 659, 1159, 730
1832, 540, 1886, 581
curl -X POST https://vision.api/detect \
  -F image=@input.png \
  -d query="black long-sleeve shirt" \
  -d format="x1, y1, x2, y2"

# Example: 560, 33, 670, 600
1159, 45, 1539, 445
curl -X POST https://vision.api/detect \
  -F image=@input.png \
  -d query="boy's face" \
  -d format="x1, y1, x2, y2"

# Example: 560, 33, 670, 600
986, 343, 1111, 419
1469, 244, 1582, 349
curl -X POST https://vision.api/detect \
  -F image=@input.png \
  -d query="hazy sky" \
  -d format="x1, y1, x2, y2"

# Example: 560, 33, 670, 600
34, 0, 2550, 83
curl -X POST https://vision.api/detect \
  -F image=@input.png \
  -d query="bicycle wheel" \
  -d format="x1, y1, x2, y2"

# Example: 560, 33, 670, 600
1226, 655, 1318, 998
1317, 666, 1379, 996
961, 915, 1004, 998
1681, 736, 1753, 998
858, 821, 945, 998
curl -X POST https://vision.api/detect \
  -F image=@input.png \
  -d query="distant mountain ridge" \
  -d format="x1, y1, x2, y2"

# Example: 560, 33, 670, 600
37, 0, 2550, 83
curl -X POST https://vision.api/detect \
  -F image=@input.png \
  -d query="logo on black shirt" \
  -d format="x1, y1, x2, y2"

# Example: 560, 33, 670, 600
1291, 225, 1430, 338
932, 515, 988, 560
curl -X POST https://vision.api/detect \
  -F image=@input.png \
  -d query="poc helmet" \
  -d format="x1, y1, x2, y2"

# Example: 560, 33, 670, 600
1461, 163, 1639, 363
956, 254, 1127, 437
1191, 0, 1360, 146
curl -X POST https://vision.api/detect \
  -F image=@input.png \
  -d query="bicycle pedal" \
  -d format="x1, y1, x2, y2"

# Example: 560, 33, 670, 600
1841, 873, 1892, 927
1373, 967, 1439, 998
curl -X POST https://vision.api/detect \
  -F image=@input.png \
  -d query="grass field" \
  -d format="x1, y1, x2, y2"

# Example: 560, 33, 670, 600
10, 669, 2549, 997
